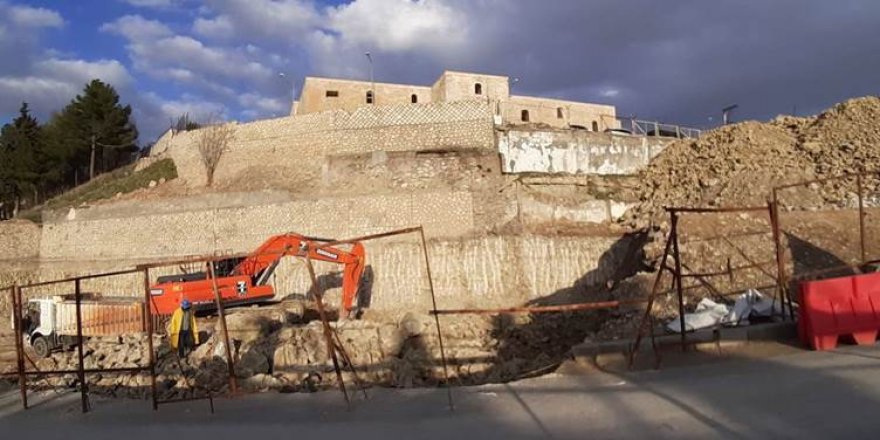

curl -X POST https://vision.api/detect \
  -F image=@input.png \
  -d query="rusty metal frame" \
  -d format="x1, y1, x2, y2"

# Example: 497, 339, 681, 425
771, 170, 880, 321
301, 226, 453, 410
629, 205, 783, 360
2, 268, 151, 413
2, 226, 445, 413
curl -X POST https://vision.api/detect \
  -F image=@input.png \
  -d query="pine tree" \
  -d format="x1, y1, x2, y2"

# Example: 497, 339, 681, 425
53, 79, 139, 180
0, 102, 43, 213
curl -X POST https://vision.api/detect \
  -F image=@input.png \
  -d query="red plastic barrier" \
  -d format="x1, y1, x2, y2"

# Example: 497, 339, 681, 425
800, 272, 880, 350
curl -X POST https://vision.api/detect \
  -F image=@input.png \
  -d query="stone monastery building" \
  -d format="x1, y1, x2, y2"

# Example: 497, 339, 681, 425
292, 70, 619, 131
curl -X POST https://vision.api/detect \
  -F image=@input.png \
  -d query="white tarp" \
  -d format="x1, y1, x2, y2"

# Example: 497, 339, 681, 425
666, 289, 783, 333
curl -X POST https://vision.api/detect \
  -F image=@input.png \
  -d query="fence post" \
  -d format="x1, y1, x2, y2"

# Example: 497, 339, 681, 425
74, 278, 89, 413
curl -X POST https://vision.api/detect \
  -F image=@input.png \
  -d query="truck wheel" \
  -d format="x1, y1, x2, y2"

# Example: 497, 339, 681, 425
32, 336, 51, 358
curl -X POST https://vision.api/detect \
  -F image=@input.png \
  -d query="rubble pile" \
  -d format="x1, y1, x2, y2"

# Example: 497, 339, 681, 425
9, 309, 598, 399
625, 96, 880, 228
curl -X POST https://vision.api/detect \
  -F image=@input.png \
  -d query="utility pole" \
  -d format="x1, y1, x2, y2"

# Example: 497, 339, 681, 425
365, 52, 374, 104
278, 72, 296, 115
89, 134, 96, 180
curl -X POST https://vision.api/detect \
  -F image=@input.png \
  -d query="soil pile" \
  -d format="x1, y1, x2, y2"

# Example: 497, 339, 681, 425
625, 96, 880, 228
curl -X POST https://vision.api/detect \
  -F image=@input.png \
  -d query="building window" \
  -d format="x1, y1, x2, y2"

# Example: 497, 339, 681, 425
366, 91, 374, 104
521, 110, 530, 122
592, 121, 599, 131
411, 94, 418, 104
475, 83, 483, 95
557, 107, 564, 119
325, 90, 339, 98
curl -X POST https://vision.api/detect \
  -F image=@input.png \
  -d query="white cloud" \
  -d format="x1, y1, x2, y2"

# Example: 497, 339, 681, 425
121, 0, 174, 8
193, 15, 234, 40
100, 15, 173, 40
140, 91, 228, 125
198, 0, 318, 41
324, 0, 468, 53
238, 92, 286, 114
34, 58, 133, 88
0, 58, 133, 118
600, 88, 620, 98
7, 4, 64, 28
102, 15, 275, 85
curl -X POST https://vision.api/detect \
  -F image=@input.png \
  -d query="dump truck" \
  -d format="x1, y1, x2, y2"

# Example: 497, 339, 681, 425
17, 294, 145, 358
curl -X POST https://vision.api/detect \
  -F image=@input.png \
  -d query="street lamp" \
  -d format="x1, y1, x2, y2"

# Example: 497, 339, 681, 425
278, 72, 296, 115
365, 52, 374, 104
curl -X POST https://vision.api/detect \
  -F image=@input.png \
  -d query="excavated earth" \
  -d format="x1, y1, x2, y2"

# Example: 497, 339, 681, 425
1, 303, 601, 399
625, 96, 880, 230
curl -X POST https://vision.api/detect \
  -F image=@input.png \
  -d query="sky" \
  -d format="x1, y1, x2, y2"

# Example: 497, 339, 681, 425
0, 0, 878, 143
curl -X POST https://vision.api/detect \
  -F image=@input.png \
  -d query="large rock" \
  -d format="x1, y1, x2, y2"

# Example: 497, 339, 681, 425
235, 348, 270, 377
223, 311, 281, 342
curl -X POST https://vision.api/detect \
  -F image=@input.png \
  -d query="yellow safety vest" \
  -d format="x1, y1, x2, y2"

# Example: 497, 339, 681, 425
168, 308, 199, 349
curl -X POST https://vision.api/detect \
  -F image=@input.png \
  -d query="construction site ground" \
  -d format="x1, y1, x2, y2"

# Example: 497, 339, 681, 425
3, 341, 879, 439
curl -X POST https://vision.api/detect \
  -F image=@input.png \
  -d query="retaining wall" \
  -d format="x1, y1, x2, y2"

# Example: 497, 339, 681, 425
152, 100, 495, 187
497, 129, 671, 175
21, 234, 628, 313
40, 191, 475, 262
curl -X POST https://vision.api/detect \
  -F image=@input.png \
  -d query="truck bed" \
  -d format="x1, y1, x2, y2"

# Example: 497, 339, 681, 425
54, 299, 145, 336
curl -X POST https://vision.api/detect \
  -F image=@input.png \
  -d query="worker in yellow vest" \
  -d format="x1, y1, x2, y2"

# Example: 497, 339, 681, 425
169, 299, 199, 357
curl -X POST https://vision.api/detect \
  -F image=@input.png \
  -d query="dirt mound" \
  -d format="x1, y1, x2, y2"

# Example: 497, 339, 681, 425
625, 96, 880, 228
798, 96, 880, 177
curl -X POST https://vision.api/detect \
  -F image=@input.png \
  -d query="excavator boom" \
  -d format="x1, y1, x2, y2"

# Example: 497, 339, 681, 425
149, 234, 366, 317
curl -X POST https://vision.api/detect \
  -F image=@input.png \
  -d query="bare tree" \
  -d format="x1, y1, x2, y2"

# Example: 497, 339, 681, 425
196, 120, 235, 187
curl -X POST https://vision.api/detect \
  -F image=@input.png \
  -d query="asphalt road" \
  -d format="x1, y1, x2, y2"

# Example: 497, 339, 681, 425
2, 344, 880, 439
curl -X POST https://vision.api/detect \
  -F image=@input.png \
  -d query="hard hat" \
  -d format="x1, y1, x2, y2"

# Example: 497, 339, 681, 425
181, 299, 192, 309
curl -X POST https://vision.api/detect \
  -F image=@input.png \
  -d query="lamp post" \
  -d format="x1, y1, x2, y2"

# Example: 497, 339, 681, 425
722, 104, 738, 125
278, 72, 296, 116
365, 52, 374, 104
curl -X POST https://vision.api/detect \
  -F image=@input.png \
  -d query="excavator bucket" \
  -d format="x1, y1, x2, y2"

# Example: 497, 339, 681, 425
341, 242, 367, 316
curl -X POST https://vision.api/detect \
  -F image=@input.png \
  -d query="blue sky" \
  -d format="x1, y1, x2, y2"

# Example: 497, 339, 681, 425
1, 0, 878, 142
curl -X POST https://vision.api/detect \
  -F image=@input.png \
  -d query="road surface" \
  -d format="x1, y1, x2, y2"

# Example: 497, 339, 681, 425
2, 343, 879, 439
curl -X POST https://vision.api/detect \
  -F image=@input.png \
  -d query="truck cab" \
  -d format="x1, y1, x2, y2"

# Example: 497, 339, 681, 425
20, 299, 78, 358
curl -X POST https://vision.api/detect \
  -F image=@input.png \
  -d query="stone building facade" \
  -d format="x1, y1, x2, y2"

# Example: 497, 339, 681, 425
293, 71, 617, 131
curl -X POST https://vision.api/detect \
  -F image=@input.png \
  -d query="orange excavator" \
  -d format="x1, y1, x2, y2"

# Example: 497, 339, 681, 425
148, 234, 366, 317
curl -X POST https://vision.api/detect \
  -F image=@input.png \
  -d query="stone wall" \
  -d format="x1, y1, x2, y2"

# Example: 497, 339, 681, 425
0, 220, 40, 262
497, 129, 672, 175
21, 233, 628, 314
321, 150, 502, 193
153, 100, 495, 187
40, 190, 475, 262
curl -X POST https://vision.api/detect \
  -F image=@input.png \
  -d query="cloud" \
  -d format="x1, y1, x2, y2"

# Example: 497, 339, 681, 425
237, 92, 286, 115
0, 58, 133, 118
100, 14, 173, 40
324, 0, 468, 53
6, 4, 64, 28
102, 15, 275, 86
197, 0, 317, 42
120, 0, 175, 8
192, 15, 233, 40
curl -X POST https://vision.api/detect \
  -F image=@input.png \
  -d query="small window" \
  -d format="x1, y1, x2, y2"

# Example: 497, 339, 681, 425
557, 107, 564, 119
521, 110, 530, 122
475, 83, 483, 95
366, 91, 374, 104
411, 94, 418, 104
325, 90, 339, 98
592, 121, 599, 131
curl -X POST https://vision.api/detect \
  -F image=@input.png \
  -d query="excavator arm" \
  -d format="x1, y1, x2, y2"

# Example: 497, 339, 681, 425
150, 233, 366, 317
232, 234, 367, 313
